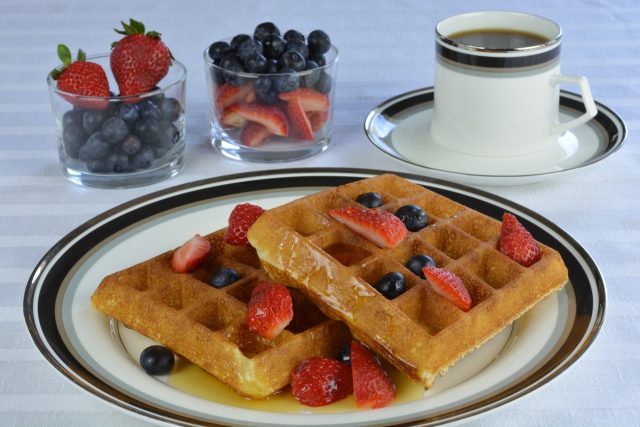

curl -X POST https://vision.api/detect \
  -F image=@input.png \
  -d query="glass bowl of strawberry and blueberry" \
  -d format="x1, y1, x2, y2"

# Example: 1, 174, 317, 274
47, 19, 186, 188
204, 22, 338, 162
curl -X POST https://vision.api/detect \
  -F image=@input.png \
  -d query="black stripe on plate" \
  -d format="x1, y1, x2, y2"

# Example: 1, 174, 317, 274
436, 43, 561, 68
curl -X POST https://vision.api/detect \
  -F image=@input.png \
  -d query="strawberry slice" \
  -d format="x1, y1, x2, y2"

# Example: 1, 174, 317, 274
279, 88, 329, 112
291, 357, 353, 407
284, 98, 314, 141
224, 203, 265, 246
240, 122, 272, 146
308, 110, 329, 132
351, 341, 395, 409
220, 105, 247, 128
499, 212, 542, 267
329, 207, 408, 248
216, 83, 255, 110
171, 234, 211, 273
246, 281, 293, 339
422, 266, 472, 311
231, 103, 288, 136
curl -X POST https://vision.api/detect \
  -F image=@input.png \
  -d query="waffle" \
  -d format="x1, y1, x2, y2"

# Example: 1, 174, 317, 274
247, 174, 569, 388
90, 228, 351, 399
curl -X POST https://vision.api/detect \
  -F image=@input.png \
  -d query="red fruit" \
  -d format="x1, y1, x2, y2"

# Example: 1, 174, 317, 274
110, 19, 172, 96
279, 88, 329, 112
329, 207, 408, 248
216, 83, 255, 110
291, 357, 353, 407
351, 341, 395, 409
308, 110, 329, 132
220, 105, 247, 128
171, 234, 211, 273
241, 122, 272, 146
422, 266, 472, 311
51, 45, 110, 110
246, 281, 293, 339
224, 203, 265, 246
499, 213, 542, 267
285, 98, 314, 140
230, 104, 289, 136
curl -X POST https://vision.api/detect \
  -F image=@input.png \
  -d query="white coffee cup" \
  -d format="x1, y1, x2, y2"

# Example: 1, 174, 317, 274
430, 11, 598, 157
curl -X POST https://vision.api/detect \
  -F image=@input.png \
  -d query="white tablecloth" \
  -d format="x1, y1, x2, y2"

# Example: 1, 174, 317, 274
1, 0, 638, 425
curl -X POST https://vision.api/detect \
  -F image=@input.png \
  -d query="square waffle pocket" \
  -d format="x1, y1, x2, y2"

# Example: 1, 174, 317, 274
247, 174, 569, 388
91, 228, 351, 399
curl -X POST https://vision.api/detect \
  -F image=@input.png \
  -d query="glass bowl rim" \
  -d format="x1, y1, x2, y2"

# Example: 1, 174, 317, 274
46, 53, 187, 102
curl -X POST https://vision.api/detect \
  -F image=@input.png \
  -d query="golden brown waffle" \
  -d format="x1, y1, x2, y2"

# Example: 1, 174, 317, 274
91, 229, 351, 399
248, 174, 569, 388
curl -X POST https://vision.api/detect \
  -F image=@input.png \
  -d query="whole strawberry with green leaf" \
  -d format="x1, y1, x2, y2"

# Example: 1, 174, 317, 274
110, 18, 172, 96
51, 44, 110, 109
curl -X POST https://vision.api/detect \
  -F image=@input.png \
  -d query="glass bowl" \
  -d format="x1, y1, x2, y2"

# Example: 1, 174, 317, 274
204, 43, 338, 162
47, 54, 187, 188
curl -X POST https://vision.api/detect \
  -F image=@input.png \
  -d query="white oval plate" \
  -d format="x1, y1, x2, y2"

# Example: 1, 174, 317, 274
24, 168, 605, 426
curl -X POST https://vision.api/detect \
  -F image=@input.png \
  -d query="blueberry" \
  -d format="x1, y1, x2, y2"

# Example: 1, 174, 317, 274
337, 344, 351, 365
374, 272, 406, 299
207, 41, 232, 61
105, 152, 130, 173
265, 59, 280, 73
236, 38, 263, 61
160, 97, 182, 122
243, 52, 267, 73
262, 34, 286, 59
279, 50, 305, 72
120, 134, 142, 156
253, 75, 273, 93
274, 68, 300, 93
138, 100, 163, 122
220, 54, 246, 86
394, 205, 428, 232
101, 117, 129, 144
134, 118, 162, 144
132, 144, 154, 169
78, 132, 111, 162
210, 67, 225, 85
285, 39, 309, 59
255, 89, 280, 104
82, 109, 108, 134
284, 29, 305, 43
405, 255, 437, 279
230, 34, 252, 51
308, 30, 331, 55
355, 192, 383, 208
301, 61, 321, 88
62, 123, 86, 158
86, 159, 108, 173
209, 267, 240, 288
155, 122, 180, 149
139, 345, 175, 376
62, 109, 83, 127
254, 22, 280, 43
315, 71, 333, 94
116, 103, 139, 126
146, 86, 165, 107
309, 53, 326, 67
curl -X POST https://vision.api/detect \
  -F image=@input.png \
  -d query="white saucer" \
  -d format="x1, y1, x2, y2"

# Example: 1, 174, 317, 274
364, 87, 626, 186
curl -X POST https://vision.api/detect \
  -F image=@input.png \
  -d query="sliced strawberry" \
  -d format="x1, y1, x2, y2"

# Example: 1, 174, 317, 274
422, 266, 472, 311
308, 110, 329, 132
291, 357, 353, 407
171, 234, 211, 273
246, 281, 293, 339
240, 122, 272, 146
284, 98, 314, 140
329, 207, 408, 248
279, 88, 329, 112
224, 203, 265, 246
220, 104, 247, 128
351, 341, 395, 409
499, 213, 542, 267
216, 83, 255, 110
231, 103, 288, 136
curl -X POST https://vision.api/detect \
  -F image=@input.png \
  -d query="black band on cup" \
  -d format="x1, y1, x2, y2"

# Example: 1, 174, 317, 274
436, 43, 561, 69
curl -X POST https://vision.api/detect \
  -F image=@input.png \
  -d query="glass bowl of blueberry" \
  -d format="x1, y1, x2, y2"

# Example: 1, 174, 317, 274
47, 21, 186, 188
204, 22, 338, 162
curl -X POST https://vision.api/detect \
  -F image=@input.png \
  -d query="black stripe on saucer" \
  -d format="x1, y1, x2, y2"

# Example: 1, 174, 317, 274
436, 43, 561, 68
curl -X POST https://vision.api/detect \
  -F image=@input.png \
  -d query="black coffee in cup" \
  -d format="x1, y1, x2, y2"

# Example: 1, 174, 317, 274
448, 29, 549, 49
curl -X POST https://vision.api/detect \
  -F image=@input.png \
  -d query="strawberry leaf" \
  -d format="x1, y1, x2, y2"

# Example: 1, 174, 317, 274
57, 44, 72, 66
77, 49, 86, 62
129, 18, 145, 34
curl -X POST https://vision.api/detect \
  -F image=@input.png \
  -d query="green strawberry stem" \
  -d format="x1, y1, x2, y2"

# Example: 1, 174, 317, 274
113, 18, 162, 40
51, 44, 86, 80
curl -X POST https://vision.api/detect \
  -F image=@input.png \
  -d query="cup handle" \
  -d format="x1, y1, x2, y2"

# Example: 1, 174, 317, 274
550, 74, 598, 134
